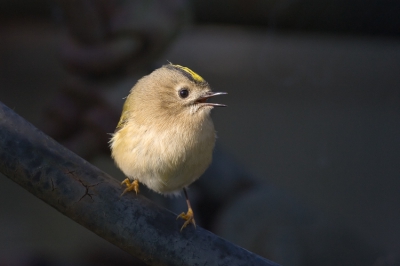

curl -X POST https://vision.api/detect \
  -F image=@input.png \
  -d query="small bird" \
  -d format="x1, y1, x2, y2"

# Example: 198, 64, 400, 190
110, 64, 226, 230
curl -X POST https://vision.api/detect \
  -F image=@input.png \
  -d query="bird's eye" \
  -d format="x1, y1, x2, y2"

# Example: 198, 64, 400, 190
179, 88, 189, 98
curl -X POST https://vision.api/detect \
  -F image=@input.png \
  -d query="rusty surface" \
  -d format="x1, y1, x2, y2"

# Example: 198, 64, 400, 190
0, 100, 279, 266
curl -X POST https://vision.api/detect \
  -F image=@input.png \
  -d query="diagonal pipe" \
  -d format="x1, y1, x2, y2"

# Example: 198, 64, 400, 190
0, 100, 279, 266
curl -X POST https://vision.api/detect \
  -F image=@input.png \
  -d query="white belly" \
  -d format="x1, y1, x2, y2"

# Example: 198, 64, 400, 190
111, 117, 216, 194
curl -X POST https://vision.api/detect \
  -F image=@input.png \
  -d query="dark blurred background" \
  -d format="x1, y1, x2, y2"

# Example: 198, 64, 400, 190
0, 0, 399, 265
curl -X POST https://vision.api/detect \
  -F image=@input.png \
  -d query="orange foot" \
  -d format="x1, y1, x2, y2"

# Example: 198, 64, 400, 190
121, 179, 139, 196
177, 207, 196, 231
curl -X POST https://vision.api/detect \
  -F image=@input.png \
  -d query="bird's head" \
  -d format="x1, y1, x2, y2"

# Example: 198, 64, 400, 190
132, 64, 226, 120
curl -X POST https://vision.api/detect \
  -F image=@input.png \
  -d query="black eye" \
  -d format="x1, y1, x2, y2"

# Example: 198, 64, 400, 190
179, 88, 189, 98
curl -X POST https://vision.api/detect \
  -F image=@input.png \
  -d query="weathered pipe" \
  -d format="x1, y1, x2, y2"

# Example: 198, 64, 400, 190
0, 100, 279, 266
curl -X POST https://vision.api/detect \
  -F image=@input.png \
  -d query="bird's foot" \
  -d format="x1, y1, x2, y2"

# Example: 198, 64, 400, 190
121, 179, 139, 196
177, 207, 196, 231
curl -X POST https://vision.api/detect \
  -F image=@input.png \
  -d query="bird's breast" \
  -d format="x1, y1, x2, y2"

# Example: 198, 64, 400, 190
111, 116, 216, 194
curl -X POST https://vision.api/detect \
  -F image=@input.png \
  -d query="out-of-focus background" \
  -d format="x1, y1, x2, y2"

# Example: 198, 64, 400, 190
1, 0, 399, 265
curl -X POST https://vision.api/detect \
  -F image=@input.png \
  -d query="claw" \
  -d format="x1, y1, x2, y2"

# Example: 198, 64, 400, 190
121, 178, 139, 196
177, 206, 196, 231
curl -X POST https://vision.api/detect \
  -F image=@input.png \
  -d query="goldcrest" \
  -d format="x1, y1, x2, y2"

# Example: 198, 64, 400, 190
110, 64, 226, 230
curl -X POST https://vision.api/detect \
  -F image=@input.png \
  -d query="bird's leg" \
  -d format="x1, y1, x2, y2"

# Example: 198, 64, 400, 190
177, 187, 196, 231
121, 178, 139, 196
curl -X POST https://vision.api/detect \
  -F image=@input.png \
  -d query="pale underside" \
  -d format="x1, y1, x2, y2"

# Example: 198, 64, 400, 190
111, 115, 216, 195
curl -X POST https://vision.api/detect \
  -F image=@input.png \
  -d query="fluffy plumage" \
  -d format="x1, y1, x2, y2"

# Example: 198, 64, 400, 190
110, 64, 225, 195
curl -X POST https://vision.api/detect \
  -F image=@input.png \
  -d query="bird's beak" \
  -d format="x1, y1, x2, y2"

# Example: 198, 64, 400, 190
196, 92, 227, 107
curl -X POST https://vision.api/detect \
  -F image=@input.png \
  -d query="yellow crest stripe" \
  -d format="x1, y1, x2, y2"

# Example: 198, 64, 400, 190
172, 64, 205, 83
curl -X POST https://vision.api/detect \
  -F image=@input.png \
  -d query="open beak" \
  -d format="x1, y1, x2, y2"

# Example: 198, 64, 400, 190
196, 92, 227, 107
